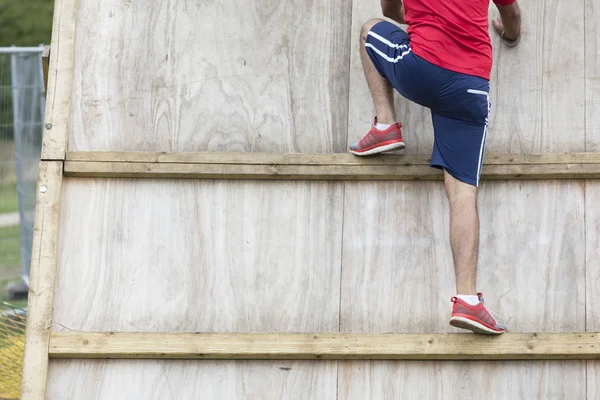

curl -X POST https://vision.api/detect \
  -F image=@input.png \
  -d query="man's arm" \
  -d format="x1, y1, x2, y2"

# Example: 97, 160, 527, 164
492, 1, 522, 46
381, 0, 405, 24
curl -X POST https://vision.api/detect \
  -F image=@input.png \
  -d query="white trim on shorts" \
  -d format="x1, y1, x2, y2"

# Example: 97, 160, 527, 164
367, 31, 409, 50
467, 88, 491, 186
365, 31, 412, 63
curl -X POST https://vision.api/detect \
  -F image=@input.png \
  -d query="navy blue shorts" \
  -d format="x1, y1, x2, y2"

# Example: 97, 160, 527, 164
366, 21, 491, 186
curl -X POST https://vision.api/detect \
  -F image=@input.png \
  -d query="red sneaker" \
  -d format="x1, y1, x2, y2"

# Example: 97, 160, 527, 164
349, 117, 405, 156
449, 293, 506, 335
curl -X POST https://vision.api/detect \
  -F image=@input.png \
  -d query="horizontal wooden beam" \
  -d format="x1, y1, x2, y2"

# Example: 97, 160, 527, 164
49, 332, 600, 360
63, 160, 600, 180
66, 151, 600, 165
64, 161, 441, 180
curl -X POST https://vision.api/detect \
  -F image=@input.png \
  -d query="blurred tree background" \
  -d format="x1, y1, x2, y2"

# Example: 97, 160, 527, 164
0, 0, 54, 46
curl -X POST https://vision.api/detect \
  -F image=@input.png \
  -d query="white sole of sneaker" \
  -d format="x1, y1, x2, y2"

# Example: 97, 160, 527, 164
349, 142, 406, 156
449, 316, 505, 335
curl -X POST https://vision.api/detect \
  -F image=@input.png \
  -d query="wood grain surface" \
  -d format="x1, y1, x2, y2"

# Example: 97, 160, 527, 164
53, 178, 343, 333
338, 360, 586, 400
587, 182, 600, 332
587, 181, 600, 398
47, 360, 338, 400
41, 0, 78, 160
48, 178, 343, 398
62, 160, 600, 181
486, 1, 585, 153
586, 0, 600, 150
341, 181, 585, 333
69, 0, 351, 153
62, 151, 600, 165
49, 332, 600, 360
19, 162, 64, 400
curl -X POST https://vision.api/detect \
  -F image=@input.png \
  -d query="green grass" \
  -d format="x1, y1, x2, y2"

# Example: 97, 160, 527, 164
0, 224, 24, 307
0, 225, 20, 268
0, 141, 19, 214
0, 0, 54, 47
1, 299, 27, 311
0, 182, 18, 214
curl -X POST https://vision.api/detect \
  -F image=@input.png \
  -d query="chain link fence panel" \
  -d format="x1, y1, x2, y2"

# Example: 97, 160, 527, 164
0, 46, 46, 289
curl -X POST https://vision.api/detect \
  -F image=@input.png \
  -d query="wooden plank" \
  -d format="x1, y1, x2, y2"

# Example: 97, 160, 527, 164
41, 45, 50, 95
587, 182, 600, 397
41, 0, 78, 160
68, 0, 351, 153
63, 161, 439, 180
52, 179, 343, 333
340, 182, 451, 333
339, 360, 586, 399
48, 332, 600, 360
49, 178, 343, 398
340, 181, 585, 333
65, 151, 600, 165
586, 0, 600, 391
63, 160, 600, 180
590, 363, 600, 400
47, 360, 338, 399
587, 182, 600, 331
487, 0, 585, 153
66, 151, 434, 164
19, 162, 64, 400
586, 0, 600, 150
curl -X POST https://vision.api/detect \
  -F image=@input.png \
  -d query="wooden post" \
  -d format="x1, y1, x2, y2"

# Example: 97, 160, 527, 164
42, 46, 50, 96
20, 162, 64, 400
40, 0, 79, 161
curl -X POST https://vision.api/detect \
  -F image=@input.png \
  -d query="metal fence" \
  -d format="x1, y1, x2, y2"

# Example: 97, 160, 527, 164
0, 46, 46, 288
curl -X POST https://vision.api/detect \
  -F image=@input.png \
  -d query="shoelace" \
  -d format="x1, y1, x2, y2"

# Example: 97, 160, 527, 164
482, 304, 503, 323
478, 295, 503, 323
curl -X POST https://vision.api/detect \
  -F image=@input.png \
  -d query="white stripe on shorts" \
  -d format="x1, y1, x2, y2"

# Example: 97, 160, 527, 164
467, 88, 491, 186
365, 43, 412, 63
367, 31, 409, 50
476, 118, 489, 186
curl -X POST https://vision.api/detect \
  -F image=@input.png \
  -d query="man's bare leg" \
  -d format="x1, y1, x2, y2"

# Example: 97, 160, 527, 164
360, 19, 396, 125
350, 19, 405, 156
445, 169, 506, 334
443, 170, 478, 295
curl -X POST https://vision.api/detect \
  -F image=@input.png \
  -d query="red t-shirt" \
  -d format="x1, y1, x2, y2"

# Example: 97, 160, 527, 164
404, 0, 516, 80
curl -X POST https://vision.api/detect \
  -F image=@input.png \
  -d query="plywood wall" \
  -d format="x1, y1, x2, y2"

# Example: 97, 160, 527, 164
587, 182, 600, 398
69, 0, 352, 153
587, 0, 600, 150
47, 179, 592, 398
69, 0, 590, 155
45, 0, 599, 398
53, 179, 344, 333
48, 360, 339, 399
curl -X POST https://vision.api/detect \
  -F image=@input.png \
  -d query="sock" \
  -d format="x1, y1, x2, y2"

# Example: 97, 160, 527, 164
456, 294, 480, 306
375, 122, 392, 130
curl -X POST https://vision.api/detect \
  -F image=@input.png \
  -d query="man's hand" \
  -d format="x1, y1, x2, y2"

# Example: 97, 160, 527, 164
381, 0, 405, 24
493, 2, 522, 47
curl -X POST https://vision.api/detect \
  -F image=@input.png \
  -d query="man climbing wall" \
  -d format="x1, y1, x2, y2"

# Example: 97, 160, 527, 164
350, 0, 522, 334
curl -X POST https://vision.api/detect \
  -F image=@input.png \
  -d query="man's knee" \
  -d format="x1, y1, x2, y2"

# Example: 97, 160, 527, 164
361, 18, 383, 41
443, 169, 478, 206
